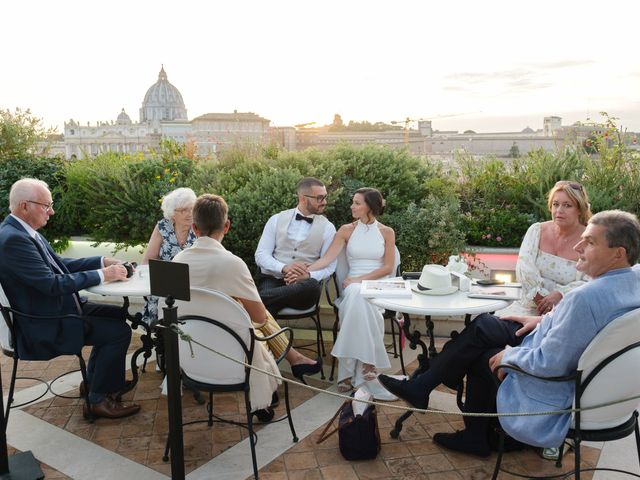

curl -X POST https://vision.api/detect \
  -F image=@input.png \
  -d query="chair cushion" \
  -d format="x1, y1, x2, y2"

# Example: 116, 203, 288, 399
575, 307, 640, 430
0, 284, 14, 353
277, 306, 316, 316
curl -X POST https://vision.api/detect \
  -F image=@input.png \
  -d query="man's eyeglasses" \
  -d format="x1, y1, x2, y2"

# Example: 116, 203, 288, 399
26, 200, 54, 211
555, 181, 583, 192
303, 194, 328, 203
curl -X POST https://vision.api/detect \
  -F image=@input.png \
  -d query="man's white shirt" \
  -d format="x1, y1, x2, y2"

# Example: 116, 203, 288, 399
255, 207, 336, 280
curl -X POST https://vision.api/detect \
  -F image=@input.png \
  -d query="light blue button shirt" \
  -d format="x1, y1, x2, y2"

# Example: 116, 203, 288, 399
498, 266, 640, 447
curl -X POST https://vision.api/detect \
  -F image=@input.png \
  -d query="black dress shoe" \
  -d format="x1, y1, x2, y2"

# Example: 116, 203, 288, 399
433, 430, 490, 457
270, 391, 280, 408
253, 407, 274, 423
378, 375, 428, 409
487, 427, 527, 452
291, 357, 323, 381
82, 397, 140, 420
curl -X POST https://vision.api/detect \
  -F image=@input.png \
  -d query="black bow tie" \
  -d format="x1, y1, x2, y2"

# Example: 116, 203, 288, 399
295, 213, 313, 224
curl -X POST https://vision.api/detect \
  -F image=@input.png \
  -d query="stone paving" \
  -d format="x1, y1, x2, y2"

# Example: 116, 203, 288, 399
0, 333, 608, 479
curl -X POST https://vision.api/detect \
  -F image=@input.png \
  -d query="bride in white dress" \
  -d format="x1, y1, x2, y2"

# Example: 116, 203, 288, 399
308, 188, 396, 391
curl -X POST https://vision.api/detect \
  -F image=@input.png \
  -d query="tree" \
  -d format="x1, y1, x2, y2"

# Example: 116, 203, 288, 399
0, 108, 57, 162
509, 142, 520, 158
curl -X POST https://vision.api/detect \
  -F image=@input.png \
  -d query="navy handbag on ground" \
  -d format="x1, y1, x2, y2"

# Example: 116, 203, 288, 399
316, 393, 381, 460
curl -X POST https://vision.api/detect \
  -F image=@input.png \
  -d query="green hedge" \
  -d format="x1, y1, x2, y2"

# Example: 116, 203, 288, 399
1, 140, 639, 270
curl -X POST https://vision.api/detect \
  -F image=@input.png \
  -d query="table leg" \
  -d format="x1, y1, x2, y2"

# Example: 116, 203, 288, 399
391, 313, 430, 439
118, 297, 154, 398
425, 315, 438, 358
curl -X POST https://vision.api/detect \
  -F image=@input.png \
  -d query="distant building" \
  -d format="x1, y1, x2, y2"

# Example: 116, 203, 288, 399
60, 67, 636, 160
281, 118, 565, 157
302, 116, 622, 159
63, 66, 189, 159
62, 67, 269, 160
191, 112, 270, 157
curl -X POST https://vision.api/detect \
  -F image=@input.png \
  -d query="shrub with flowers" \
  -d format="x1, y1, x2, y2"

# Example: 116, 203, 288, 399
462, 206, 535, 247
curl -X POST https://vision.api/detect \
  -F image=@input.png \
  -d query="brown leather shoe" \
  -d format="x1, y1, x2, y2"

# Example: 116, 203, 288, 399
79, 380, 133, 399
83, 397, 140, 420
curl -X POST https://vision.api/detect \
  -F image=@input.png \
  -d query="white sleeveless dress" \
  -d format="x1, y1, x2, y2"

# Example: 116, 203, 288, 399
331, 220, 392, 384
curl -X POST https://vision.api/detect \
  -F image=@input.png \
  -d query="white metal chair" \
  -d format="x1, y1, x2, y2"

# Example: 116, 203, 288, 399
492, 307, 640, 479
325, 247, 405, 381
0, 281, 93, 425
164, 287, 298, 479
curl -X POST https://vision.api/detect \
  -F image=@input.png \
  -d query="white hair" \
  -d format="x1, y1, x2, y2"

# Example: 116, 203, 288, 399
9, 178, 50, 212
161, 187, 197, 220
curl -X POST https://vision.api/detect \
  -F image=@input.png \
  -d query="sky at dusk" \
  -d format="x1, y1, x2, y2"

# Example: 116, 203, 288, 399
2, 0, 639, 134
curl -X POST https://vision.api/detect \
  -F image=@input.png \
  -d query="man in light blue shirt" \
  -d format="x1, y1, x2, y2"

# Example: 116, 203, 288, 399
380, 210, 640, 457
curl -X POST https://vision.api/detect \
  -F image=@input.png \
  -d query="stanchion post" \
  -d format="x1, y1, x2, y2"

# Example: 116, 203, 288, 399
162, 296, 185, 480
0, 365, 9, 475
0, 356, 44, 479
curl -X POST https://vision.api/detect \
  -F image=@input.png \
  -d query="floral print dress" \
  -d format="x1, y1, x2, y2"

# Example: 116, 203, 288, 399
497, 222, 587, 316
141, 218, 196, 324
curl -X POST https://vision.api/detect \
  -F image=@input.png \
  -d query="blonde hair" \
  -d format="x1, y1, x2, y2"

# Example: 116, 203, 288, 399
547, 181, 592, 225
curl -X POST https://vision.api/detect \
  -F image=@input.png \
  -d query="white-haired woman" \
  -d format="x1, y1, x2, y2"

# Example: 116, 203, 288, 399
141, 187, 197, 324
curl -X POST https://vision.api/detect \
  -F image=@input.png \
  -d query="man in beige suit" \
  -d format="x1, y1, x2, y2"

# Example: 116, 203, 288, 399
254, 177, 337, 316
174, 194, 322, 394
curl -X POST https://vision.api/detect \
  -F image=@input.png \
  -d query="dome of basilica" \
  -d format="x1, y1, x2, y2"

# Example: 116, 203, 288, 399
116, 108, 132, 125
140, 66, 188, 122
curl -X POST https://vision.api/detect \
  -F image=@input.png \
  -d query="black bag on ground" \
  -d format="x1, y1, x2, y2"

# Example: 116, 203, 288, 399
316, 394, 381, 460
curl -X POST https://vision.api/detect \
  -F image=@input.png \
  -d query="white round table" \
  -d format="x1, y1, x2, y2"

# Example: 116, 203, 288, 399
369, 289, 510, 317
367, 281, 512, 439
86, 264, 150, 297
368, 280, 511, 358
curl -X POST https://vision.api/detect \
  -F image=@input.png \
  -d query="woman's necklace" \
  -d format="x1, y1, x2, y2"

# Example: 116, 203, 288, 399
175, 226, 190, 248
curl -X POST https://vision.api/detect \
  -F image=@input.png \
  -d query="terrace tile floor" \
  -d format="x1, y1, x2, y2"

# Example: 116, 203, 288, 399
2, 332, 637, 479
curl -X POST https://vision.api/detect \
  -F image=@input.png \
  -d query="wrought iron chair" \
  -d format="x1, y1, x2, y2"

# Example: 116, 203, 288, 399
163, 287, 298, 479
492, 307, 640, 479
273, 301, 326, 380
325, 247, 405, 381
253, 265, 326, 381
0, 281, 93, 425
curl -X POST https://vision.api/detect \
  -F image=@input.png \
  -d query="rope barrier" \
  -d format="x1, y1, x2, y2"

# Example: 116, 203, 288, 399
156, 324, 640, 419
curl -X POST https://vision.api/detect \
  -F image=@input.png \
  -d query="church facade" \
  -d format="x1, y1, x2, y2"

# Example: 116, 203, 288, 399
63, 67, 268, 159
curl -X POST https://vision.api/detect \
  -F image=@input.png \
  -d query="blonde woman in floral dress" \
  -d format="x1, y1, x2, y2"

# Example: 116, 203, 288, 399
499, 181, 592, 317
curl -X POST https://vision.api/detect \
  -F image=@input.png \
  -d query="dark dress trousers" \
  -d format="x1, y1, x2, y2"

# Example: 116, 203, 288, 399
0, 215, 130, 394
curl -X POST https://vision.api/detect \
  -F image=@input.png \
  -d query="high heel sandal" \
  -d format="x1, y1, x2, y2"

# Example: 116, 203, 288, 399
362, 367, 378, 382
291, 356, 323, 384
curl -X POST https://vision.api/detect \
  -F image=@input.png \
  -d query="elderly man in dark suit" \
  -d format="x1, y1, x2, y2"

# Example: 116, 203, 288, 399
0, 178, 140, 419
